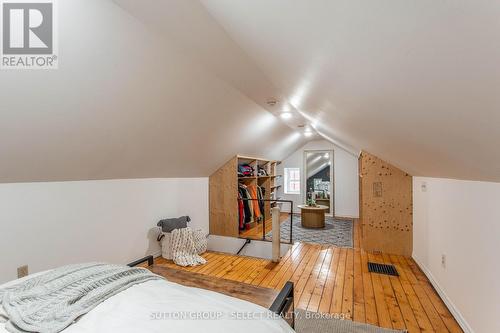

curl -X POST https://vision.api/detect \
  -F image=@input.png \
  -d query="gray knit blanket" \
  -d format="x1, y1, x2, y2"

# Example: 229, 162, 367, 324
0, 263, 162, 333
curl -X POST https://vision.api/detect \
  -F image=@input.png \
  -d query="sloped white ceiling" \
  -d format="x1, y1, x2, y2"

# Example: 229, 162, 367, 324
3, 0, 499, 182
0, 0, 309, 182
197, 0, 500, 182
113, 0, 331, 147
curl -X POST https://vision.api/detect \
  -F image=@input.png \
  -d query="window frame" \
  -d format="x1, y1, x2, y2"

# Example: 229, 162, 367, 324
284, 167, 301, 195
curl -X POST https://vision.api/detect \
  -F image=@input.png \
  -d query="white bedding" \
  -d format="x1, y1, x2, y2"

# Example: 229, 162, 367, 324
0, 275, 294, 333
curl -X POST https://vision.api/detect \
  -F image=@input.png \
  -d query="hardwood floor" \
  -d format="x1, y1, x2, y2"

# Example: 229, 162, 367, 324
155, 220, 463, 333
238, 212, 289, 240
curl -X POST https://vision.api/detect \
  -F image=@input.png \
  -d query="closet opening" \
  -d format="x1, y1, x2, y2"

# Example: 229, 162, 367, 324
237, 156, 294, 242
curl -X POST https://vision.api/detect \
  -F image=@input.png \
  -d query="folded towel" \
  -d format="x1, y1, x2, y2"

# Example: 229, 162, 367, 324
157, 216, 191, 233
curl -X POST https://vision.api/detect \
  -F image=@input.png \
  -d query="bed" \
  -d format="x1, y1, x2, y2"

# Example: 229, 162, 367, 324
0, 256, 295, 333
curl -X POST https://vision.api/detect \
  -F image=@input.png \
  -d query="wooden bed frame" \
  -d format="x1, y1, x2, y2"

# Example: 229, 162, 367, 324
128, 255, 295, 328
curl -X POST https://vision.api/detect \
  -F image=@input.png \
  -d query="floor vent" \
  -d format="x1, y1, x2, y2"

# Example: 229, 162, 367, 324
368, 262, 399, 276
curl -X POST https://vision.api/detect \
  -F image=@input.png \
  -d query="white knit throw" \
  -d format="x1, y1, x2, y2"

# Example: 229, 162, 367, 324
0, 263, 162, 333
171, 227, 207, 267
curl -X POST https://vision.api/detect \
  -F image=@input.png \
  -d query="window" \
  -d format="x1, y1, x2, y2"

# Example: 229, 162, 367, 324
284, 168, 300, 194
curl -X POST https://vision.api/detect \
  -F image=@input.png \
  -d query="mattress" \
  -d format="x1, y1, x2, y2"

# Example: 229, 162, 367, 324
0, 274, 294, 333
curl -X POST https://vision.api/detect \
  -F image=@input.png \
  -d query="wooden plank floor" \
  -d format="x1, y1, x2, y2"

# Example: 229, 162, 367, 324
239, 212, 289, 239
155, 220, 463, 333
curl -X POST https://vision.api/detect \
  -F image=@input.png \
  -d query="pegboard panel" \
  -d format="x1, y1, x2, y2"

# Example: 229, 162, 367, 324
359, 152, 413, 256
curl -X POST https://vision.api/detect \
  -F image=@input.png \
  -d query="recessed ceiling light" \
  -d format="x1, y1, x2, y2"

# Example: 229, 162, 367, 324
266, 99, 278, 107
280, 112, 292, 120
303, 125, 314, 137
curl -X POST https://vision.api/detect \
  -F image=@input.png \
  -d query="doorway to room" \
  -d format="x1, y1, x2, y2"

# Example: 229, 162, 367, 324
304, 150, 334, 215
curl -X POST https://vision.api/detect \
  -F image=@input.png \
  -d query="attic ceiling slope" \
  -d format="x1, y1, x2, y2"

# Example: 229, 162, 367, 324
113, 0, 357, 154
200, 0, 500, 182
0, 0, 307, 183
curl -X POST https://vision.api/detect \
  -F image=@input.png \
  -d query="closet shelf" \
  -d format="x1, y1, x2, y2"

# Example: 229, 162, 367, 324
239, 176, 273, 180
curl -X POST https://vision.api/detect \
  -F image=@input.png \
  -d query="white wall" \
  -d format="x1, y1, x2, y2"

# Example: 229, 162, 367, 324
0, 178, 208, 284
413, 177, 500, 333
0, 0, 307, 183
277, 140, 359, 218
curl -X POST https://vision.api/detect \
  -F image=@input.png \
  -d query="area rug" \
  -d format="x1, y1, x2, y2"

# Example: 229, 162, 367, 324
294, 309, 406, 333
265, 214, 353, 247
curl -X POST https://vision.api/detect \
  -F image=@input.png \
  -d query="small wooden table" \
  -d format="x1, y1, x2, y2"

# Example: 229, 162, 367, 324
298, 204, 329, 228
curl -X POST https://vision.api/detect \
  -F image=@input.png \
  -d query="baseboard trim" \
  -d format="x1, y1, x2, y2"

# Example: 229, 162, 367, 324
334, 215, 358, 220
412, 257, 474, 333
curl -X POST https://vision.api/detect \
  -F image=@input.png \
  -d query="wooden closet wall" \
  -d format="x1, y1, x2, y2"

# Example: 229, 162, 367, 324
209, 155, 280, 237
359, 151, 413, 255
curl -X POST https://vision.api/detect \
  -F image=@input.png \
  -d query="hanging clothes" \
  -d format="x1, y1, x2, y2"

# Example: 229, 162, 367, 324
247, 184, 261, 221
257, 186, 265, 216
237, 191, 245, 230
238, 184, 253, 224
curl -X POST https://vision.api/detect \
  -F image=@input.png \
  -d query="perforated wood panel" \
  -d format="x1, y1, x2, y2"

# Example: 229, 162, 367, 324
359, 152, 413, 256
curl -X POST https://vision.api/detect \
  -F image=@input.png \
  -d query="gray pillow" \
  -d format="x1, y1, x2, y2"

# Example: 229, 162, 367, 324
157, 216, 191, 233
